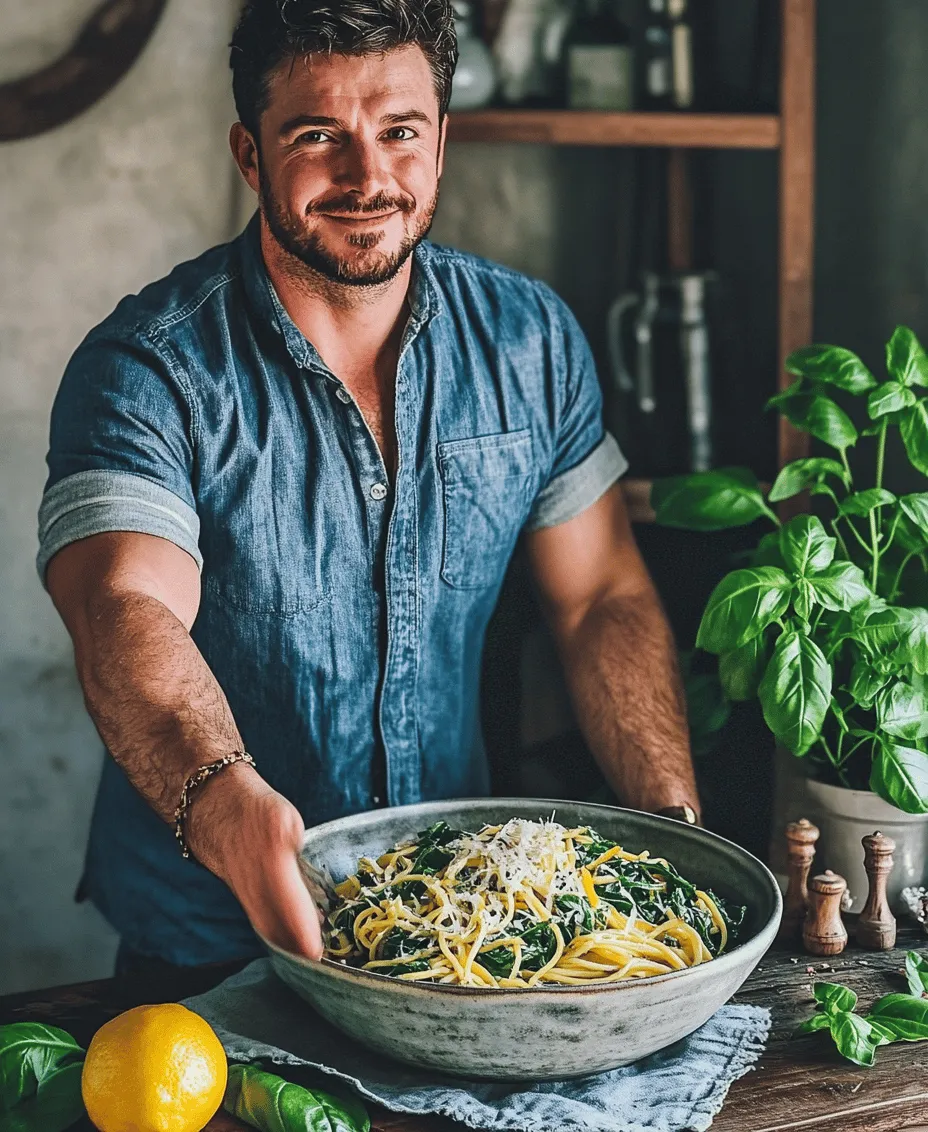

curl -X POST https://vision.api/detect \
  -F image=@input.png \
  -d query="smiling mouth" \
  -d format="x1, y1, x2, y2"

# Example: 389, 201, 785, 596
321, 212, 399, 223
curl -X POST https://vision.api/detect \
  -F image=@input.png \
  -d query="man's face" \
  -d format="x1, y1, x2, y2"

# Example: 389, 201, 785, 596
240, 45, 446, 287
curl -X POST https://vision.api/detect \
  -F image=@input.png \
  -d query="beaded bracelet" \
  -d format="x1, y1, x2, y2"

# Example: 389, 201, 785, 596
173, 751, 256, 859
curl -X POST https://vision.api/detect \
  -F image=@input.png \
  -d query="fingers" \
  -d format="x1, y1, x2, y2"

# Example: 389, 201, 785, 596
261, 849, 325, 960
203, 783, 325, 961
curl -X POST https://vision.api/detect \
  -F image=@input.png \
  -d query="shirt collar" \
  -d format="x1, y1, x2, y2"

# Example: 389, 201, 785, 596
239, 211, 441, 373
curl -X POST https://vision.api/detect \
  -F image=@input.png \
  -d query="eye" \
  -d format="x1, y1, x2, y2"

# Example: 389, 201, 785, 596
294, 130, 333, 145
383, 126, 417, 141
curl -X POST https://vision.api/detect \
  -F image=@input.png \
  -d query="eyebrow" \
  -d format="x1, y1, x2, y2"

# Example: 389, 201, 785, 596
279, 109, 433, 137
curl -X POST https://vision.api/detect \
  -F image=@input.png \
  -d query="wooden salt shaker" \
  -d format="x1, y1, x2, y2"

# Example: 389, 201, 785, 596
856, 831, 897, 949
778, 818, 820, 941
803, 870, 848, 956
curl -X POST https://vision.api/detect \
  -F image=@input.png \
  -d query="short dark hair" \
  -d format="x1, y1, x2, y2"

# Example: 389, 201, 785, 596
231, 0, 458, 139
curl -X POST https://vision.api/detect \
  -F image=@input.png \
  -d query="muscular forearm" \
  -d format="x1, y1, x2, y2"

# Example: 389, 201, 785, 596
556, 591, 700, 815
74, 588, 245, 826
49, 534, 323, 958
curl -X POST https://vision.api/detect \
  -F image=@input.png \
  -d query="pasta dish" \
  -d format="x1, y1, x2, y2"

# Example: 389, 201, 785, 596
323, 817, 746, 987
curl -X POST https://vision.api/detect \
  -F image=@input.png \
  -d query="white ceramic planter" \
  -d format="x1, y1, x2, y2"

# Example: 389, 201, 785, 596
804, 778, 928, 912
770, 748, 928, 912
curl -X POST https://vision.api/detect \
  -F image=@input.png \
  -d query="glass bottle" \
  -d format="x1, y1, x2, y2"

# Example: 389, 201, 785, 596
564, 0, 635, 112
640, 0, 674, 109
449, 0, 498, 110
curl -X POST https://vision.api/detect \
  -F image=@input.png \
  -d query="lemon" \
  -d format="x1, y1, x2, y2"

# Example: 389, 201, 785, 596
81, 1003, 227, 1132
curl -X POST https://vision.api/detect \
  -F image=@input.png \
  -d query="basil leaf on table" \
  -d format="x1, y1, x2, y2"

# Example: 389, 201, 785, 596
224, 1064, 370, 1132
867, 993, 928, 1041
905, 950, 928, 997
0, 1023, 85, 1132
812, 982, 858, 1015
794, 1012, 832, 1035
829, 1012, 882, 1067
0, 1062, 84, 1132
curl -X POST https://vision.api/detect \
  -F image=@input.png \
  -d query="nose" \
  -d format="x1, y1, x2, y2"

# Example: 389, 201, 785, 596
335, 135, 390, 197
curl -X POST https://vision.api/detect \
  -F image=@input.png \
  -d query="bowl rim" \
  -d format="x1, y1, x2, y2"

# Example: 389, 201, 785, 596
262, 797, 783, 997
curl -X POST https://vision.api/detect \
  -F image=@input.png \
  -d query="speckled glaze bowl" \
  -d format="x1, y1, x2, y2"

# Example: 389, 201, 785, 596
264, 798, 781, 1081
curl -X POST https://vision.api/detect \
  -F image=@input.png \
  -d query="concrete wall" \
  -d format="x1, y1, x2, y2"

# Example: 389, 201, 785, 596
4, 0, 928, 993
1, 0, 241, 994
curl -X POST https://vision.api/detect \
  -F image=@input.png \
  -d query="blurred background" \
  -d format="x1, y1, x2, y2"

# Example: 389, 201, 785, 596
2, 0, 928, 994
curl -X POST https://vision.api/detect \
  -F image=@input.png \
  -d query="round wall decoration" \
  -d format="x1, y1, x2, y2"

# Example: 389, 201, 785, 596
0, 0, 169, 142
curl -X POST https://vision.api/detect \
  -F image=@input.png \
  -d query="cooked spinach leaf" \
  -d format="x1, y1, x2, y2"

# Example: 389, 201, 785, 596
480, 946, 516, 978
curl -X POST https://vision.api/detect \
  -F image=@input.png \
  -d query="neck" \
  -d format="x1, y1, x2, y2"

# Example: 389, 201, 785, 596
258, 215, 414, 374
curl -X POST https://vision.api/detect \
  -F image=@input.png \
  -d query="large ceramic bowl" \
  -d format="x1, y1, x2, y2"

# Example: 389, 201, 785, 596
265, 798, 781, 1080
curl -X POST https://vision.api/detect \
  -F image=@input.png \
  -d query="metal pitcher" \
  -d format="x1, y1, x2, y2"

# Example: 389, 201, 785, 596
607, 270, 716, 477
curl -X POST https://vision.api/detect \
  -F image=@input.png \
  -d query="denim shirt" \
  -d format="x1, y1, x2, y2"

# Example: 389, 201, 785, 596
38, 215, 626, 964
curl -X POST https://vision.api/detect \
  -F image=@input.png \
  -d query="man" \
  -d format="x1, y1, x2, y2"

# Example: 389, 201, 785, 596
39, 0, 699, 972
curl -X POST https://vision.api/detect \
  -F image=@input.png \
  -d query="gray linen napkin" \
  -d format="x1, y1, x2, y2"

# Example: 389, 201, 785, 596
185, 960, 770, 1132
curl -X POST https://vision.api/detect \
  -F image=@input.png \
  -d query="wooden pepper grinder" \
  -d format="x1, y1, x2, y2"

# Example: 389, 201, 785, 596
856, 831, 897, 949
803, 870, 848, 956
779, 818, 820, 941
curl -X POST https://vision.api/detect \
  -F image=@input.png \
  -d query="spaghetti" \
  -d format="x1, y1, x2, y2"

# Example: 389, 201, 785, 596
323, 818, 746, 987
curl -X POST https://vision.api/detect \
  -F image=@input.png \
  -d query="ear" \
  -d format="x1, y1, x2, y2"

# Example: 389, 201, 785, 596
230, 122, 261, 195
436, 113, 448, 178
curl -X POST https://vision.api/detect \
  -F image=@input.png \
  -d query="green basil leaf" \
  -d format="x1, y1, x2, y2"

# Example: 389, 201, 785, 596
224, 1065, 370, 1132
795, 1012, 833, 1035
766, 378, 806, 412
866, 1019, 897, 1046
906, 951, 928, 997
870, 742, 928, 814
0, 1024, 83, 1114
0, 1062, 85, 1132
901, 402, 928, 478
808, 562, 872, 613
868, 382, 916, 420
652, 469, 772, 531
779, 515, 836, 575
852, 607, 916, 654
886, 326, 928, 388
768, 457, 850, 503
830, 1012, 879, 1066
899, 494, 928, 541
813, 982, 858, 1014
752, 531, 787, 569
839, 488, 897, 517
895, 608, 928, 674
877, 682, 928, 741
895, 512, 928, 553
793, 579, 813, 621
758, 630, 832, 756
719, 636, 768, 702
786, 345, 876, 392
776, 393, 858, 451
685, 672, 731, 755
846, 659, 888, 710
868, 993, 928, 1040
696, 567, 792, 654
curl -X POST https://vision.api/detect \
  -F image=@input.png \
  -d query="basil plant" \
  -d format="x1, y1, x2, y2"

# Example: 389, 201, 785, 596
653, 326, 928, 814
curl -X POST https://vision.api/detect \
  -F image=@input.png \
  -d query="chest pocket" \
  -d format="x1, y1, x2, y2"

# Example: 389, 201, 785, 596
438, 428, 534, 590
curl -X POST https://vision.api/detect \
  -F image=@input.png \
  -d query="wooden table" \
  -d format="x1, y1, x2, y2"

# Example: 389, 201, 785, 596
3, 928, 927, 1132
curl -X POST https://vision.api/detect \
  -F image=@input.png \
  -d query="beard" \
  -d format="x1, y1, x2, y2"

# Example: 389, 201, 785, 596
260, 174, 439, 288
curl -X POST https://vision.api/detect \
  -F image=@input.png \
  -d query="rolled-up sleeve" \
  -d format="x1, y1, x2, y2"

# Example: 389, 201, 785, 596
37, 328, 201, 582
525, 292, 628, 531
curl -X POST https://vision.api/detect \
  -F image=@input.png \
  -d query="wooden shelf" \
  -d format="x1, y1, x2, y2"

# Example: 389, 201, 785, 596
622, 478, 656, 524
447, 111, 781, 149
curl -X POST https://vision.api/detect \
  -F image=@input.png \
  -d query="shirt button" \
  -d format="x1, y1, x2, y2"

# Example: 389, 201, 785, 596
372, 795, 382, 806
370, 483, 388, 501
335, 387, 351, 404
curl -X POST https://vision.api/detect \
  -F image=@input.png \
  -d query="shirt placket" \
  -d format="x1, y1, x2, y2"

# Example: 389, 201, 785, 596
377, 335, 423, 807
